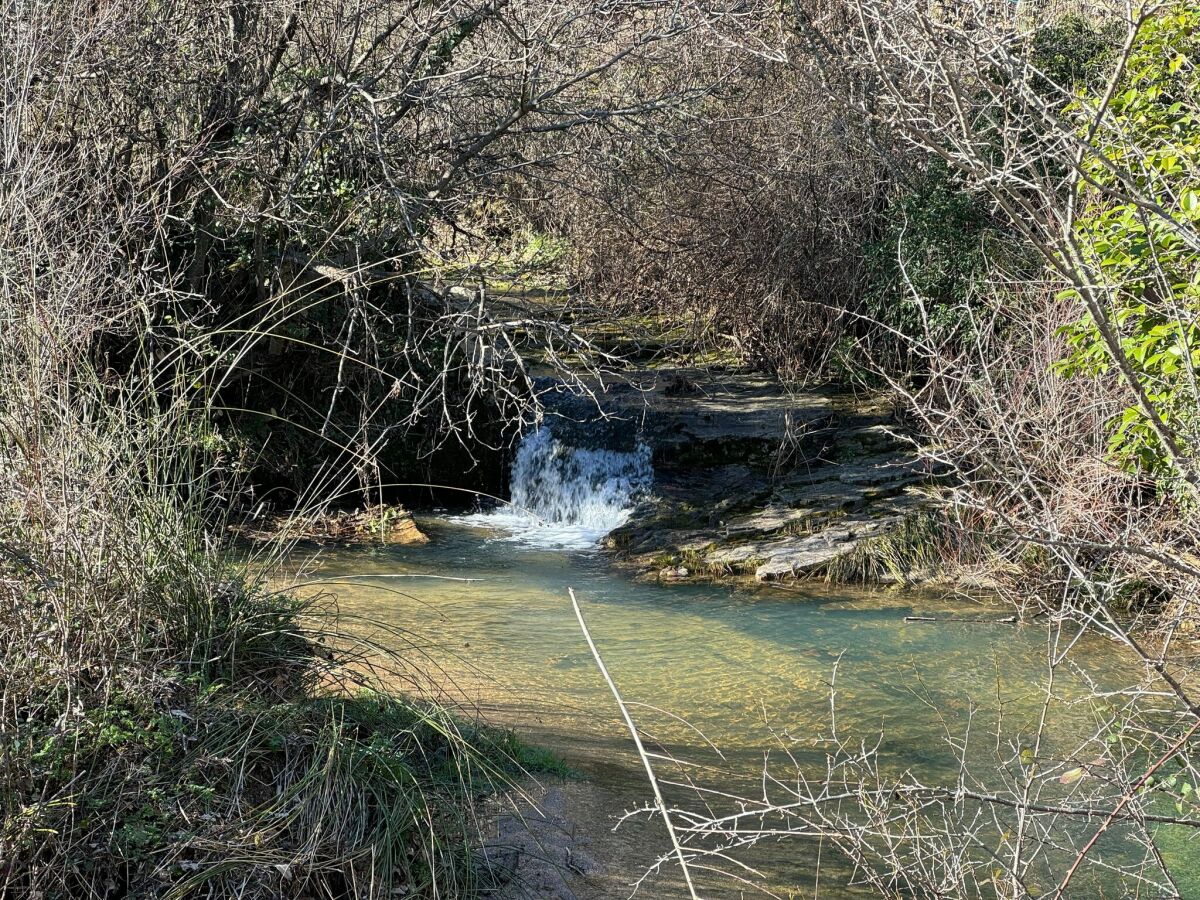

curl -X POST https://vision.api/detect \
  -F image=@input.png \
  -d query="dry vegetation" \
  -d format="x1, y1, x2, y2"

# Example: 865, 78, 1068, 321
2, 0, 1199, 896
587, 2, 1200, 897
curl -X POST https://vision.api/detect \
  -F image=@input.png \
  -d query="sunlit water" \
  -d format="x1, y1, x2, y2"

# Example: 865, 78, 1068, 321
450, 427, 653, 550
299, 519, 1199, 898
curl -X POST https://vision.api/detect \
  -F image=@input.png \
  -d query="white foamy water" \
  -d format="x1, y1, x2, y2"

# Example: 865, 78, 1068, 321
451, 427, 652, 549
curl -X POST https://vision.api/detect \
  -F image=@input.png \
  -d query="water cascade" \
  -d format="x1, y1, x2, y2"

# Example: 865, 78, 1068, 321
454, 427, 652, 549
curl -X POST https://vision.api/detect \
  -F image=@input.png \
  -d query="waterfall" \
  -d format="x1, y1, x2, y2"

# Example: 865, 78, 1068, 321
453, 427, 653, 549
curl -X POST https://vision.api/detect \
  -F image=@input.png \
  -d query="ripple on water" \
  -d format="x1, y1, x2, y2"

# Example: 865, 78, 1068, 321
300, 519, 1188, 898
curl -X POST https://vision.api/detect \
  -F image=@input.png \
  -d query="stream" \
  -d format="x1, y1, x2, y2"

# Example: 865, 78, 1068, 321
301, 430, 1195, 898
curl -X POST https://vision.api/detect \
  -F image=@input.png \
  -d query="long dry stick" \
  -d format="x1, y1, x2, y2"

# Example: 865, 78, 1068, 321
568, 587, 701, 900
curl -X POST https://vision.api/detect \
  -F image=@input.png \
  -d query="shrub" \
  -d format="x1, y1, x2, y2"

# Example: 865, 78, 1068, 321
0, 304, 501, 896
1055, 5, 1200, 487
860, 161, 1012, 365
1028, 14, 1123, 93
0, 113, 519, 900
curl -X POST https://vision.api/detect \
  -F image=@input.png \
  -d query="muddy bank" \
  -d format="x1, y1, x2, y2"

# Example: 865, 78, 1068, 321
479, 784, 606, 900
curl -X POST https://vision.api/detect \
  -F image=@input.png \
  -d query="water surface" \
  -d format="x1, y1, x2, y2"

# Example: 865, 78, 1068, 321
298, 518, 1182, 897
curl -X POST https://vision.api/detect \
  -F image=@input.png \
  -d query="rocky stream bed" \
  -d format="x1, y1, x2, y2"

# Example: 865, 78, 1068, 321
539, 367, 945, 585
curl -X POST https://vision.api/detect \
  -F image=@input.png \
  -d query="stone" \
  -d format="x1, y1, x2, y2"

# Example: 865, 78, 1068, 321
380, 509, 429, 545
473, 846, 520, 889
574, 366, 947, 585
748, 519, 901, 581
540, 368, 835, 460
833, 453, 928, 487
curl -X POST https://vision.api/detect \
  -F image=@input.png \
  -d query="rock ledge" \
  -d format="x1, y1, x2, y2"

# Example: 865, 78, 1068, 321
576, 370, 945, 583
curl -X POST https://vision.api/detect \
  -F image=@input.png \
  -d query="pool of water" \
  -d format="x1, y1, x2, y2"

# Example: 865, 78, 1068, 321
299, 518, 1188, 898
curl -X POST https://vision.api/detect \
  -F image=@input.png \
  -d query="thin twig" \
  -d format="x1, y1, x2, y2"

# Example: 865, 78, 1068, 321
568, 587, 702, 900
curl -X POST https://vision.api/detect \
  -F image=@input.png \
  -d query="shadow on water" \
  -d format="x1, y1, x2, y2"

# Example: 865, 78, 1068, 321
284, 514, 1200, 898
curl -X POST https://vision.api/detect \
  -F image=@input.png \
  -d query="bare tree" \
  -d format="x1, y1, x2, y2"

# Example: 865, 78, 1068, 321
8, 0, 772, 499
536, 3, 889, 375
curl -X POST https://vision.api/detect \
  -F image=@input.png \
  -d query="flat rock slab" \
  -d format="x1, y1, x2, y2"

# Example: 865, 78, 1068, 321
603, 370, 833, 445
591, 373, 943, 584
541, 369, 835, 456
718, 517, 902, 582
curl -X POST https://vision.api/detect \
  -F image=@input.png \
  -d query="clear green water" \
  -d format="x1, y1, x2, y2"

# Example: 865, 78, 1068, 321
303, 519, 1192, 898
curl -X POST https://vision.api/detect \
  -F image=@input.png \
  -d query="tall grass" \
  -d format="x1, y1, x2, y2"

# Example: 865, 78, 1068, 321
0, 78, 522, 900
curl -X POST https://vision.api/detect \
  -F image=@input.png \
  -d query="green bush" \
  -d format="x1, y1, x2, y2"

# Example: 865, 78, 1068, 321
860, 161, 1009, 361
1055, 6, 1200, 485
6, 671, 511, 898
857, 11, 1120, 370
1028, 14, 1123, 94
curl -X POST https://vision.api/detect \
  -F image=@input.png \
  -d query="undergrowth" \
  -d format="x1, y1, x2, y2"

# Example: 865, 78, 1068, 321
0, 136, 550, 900
0, 338, 534, 898
823, 510, 974, 585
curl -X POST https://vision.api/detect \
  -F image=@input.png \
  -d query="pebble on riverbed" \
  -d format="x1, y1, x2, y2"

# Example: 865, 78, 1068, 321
658, 565, 690, 580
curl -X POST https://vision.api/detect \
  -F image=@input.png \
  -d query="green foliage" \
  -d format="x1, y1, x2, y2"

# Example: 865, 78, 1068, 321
485, 729, 576, 779
1055, 6, 1200, 482
862, 13, 1124, 391
512, 229, 570, 273
1029, 14, 1122, 93
1143, 752, 1200, 818
824, 510, 952, 584
862, 161, 1010, 358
